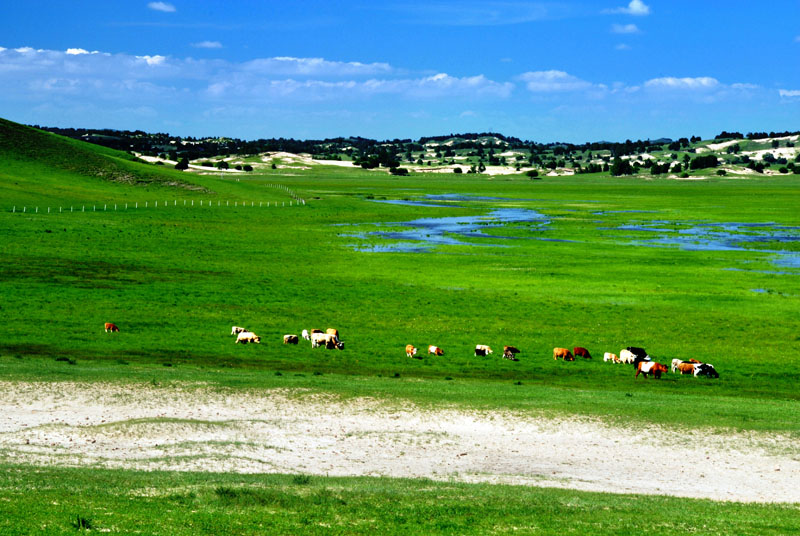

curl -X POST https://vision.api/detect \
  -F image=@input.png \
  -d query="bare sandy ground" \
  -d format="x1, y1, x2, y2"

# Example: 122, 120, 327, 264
1, 382, 797, 503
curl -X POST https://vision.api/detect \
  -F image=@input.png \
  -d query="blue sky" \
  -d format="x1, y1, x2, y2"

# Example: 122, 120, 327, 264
1, 1, 799, 142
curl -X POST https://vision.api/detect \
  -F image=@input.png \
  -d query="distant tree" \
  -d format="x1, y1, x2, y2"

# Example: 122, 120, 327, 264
779, 167, 789, 174
771, 139, 780, 148
389, 167, 409, 176
716, 169, 727, 176
453, 167, 463, 174
242, 165, 253, 172
525, 170, 539, 179
671, 162, 682, 173
689, 155, 719, 170
610, 157, 634, 176
174, 157, 189, 170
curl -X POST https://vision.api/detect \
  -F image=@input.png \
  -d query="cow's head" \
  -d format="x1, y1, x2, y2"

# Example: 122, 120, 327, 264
336, 341, 344, 350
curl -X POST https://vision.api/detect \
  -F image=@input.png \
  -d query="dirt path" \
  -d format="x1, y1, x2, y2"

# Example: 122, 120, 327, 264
1, 382, 797, 503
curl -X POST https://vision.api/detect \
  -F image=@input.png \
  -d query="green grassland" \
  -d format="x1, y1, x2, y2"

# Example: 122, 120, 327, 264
1, 121, 799, 531
1, 466, 798, 535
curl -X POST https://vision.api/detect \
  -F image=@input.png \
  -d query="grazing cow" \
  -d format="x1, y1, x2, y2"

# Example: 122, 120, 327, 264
302, 329, 310, 340
428, 345, 444, 356
231, 326, 247, 336
618, 349, 636, 364
326, 328, 340, 341
311, 332, 343, 349
689, 358, 702, 364
676, 362, 696, 375
574, 346, 592, 359
406, 344, 418, 358
503, 346, 521, 361
283, 334, 299, 344
104, 323, 120, 333
694, 363, 719, 378
626, 346, 649, 359
311, 329, 323, 334
475, 345, 493, 357
635, 361, 667, 379
553, 347, 574, 361
603, 352, 620, 363
236, 331, 261, 344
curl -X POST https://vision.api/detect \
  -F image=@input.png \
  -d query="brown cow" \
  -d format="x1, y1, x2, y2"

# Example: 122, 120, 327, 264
326, 328, 339, 341
104, 323, 119, 332
635, 361, 668, 379
428, 345, 444, 356
283, 334, 299, 344
676, 362, 696, 375
553, 347, 574, 361
574, 346, 592, 359
406, 344, 419, 358
503, 345, 521, 361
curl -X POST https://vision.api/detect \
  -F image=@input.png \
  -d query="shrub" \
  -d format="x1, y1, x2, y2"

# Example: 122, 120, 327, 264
525, 170, 539, 179
453, 167, 462, 174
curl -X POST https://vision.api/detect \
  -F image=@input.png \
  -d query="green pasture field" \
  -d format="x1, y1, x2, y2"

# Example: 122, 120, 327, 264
1, 122, 799, 433
1, 465, 798, 535
1, 122, 800, 532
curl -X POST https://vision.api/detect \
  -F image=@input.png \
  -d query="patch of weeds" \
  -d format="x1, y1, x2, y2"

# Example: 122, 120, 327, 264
393, 372, 401, 378
162, 362, 173, 367
55, 356, 77, 365
116, 359, 129, 365
274, 371, 282, 376
71, 515, 93, 530
294, 373, 305, 377
445, 376, 453, 381
150, 378, 159, 387
313, 371, 323, 376
514, 381, 523, 385
292, 474, 312, 485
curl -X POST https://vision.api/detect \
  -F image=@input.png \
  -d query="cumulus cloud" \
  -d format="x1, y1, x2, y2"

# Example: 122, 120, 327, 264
191, 41, 222, 49
612, 23, 639, 34
604, 0, 650, 16
518, 70, 595, 92
147, 2, 176, 13
644, 76, 719, 90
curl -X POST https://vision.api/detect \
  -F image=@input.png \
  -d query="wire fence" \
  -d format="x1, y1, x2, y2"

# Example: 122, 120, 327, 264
7, 183, 307, 214
8, 198, 307, 214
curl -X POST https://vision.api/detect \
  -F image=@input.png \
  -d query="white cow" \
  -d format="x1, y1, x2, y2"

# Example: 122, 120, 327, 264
302, 329, 311, 340
604, 352, 620, 363
231, 326, 248, 336
619, 349, 636, 364
235, 331, 261, 344
312, 332, 343, 349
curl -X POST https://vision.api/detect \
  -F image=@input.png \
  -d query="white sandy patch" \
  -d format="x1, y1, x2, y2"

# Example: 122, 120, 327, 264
705, 140, 741, 151
743, 148, 798, 161
314, 159, 357, 167
2, 382, 797, 503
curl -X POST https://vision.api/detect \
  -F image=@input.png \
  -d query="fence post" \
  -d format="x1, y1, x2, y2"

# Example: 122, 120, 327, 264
48, 207, 50, 213
60, 207, 62, 213
104, 204, 107, 211
114, 204, 117, 211
23, 207, 26, 213
155, 201, 158, 208
145, 202, 147, 208
135, 202, 137, 209
12, 206, 15, 213
184, 200, 186, 206
36, 207, 39, 213
192, 200, 194, 206
174, 200, 176, 206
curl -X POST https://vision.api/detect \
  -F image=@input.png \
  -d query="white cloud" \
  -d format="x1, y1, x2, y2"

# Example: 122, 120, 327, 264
66, 48, 89, 55
612, 23, 639, 34
242, 56, 392, 77
191, 41, 222, 49
604, 0, 650, 16
615, 43, 631, 50
136, 55, 167, 66
779, 89, 800, 98
644, 76, 719, 90
147, 2, 176, 13
518, 70, 594, 92
795, 36, 800, 43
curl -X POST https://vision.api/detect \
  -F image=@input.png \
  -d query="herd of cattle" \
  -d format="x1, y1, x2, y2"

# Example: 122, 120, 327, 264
107, 323, 719, 379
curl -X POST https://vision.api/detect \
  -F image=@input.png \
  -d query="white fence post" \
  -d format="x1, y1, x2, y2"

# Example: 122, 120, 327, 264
104, 204, 107, 211
36, 207, 39, 213
47, 207, 50, 213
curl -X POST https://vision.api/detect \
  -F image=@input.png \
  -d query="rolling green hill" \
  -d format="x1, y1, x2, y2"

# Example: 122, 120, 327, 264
0, 118, 209, 204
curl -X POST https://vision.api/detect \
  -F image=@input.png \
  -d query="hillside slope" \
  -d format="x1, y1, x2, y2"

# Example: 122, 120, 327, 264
0, 118, 207, 193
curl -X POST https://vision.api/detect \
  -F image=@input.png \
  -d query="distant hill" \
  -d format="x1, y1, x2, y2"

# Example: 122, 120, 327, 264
0, 118, 205, 191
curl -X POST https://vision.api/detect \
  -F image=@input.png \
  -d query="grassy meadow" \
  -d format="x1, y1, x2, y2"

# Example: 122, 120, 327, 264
1, 121, 799, 532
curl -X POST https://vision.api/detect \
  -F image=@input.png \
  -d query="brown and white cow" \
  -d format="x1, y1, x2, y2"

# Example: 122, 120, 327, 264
326, 328, 339, 341
553, 347, 574, 361
635, 361, 667, 379
428, 345, 444, 356
503, 346, 521, 361
475, 345, 493, 357
236, 331, 261, 344
573, 346, 592, 359
603, 352, 620, 363
231, 326, 247, 336
406, 344, 419, 358
104, 322, 120, 332
311, 332, 343, 349
283, 334, 299, 344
